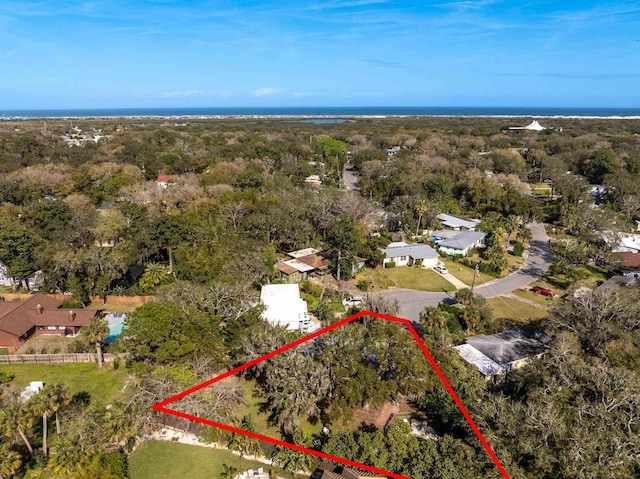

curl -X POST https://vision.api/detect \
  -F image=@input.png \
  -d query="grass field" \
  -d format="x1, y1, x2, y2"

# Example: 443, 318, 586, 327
129, 441, 296, 479
486, 296, 548, 326
511, 287, 559, 307
439, 259, 494, 287
362, 267, 456, 293
0, 362, 128, 407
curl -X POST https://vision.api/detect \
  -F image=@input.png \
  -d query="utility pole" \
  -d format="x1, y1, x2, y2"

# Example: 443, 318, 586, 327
471, 265, 479, 293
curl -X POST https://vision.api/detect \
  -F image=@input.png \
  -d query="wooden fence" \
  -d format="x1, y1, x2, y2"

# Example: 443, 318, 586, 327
0, 293, 152, 303
0, 353, 116, 364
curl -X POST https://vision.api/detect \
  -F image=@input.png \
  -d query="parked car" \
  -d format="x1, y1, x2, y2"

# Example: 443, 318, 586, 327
434, 265, 448, 274
342, 296, 363, 307
531, 286, 555, 297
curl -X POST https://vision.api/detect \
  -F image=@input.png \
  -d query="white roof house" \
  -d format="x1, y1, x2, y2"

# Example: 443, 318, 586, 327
436, 214, 481, 231
260, 284, 315, 332
508, 120, 546, 131
287, 248, 320, 259
613, 234, 640, 253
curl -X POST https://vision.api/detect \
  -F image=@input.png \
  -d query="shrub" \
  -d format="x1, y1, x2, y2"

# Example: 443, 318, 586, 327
385, 261, 396, 268
301, 280, 322, 297
513, 242, 525, 257
357, 279, 370, 291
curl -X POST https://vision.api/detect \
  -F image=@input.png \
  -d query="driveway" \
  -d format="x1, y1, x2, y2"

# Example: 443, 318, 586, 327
343, 164, 359, 191
375, 223, 553, 322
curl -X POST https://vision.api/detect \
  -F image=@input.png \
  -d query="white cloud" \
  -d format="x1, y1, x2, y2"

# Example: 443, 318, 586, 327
161, 89, 229, 98
251, 87, 284, 97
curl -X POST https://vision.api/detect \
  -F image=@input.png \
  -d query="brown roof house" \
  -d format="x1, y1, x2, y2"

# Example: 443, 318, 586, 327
275, 248, 365, 283
610, 252, 640, 278
311, 463, 387, 479
0, 294, 100, 354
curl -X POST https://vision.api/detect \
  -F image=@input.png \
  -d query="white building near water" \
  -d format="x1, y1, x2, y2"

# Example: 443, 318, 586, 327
260, 284, 316, 332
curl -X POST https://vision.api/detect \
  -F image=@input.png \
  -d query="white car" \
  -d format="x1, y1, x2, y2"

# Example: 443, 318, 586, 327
434, 265, 448, 274
342, 296, 363, 308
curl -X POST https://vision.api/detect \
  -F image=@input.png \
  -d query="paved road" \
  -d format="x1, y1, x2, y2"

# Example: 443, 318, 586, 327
343, 164, 359, 191
376, 223, 553, 322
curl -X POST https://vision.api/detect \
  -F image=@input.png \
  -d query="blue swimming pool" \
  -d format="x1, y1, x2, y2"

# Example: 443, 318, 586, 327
104, 312, 127, 344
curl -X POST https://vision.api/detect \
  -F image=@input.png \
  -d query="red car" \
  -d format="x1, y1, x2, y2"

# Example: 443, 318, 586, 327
531, 286, 555, 297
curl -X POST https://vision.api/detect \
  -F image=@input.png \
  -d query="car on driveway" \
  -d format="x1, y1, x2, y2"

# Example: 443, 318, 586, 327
531, 286, 555, 297
434, 265, 448, 274
342, 296, 364, 308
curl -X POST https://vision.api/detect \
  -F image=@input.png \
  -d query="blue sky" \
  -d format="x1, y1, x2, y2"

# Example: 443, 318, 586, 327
1, 0, 639, 108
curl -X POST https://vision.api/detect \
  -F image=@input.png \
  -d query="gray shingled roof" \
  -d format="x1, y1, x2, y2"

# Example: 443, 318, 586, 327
464, 329, 551, 365
438, 231, 486, 250
381, 243, 439, 259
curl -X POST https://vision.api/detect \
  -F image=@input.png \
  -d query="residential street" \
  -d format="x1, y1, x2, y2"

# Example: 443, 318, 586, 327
375, 223, 553, 323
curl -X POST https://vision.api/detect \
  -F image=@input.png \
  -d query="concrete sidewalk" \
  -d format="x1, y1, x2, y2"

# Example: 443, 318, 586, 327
440, 272, 468, 290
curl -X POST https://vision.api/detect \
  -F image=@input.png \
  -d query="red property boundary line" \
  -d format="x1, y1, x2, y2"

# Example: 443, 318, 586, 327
151, 310, 510, 479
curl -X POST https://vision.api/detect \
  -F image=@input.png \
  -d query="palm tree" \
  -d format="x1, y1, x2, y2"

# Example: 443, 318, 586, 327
414, 199, 428, 236
504, 215, 520, 250
102, 401, 137, 446
0, 443, 22, 479
82, 316, 110, 368
32, 383, 68, 455
220, 464, 238, 479
49, 383, 69, 437
0, 404, 35, 456
140, 262, 169, 292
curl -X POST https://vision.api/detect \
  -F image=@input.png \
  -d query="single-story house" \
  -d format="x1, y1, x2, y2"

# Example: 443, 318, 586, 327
455, 329, 551, 381
610, 252, 640, 277
609, 234, 640, 253
598, 275, 640, 290
0, 261, 12, 287
260, 284, 318, 333
0, 264, 44, 291
436, 213, 481, 231
156, 174, 178, 188
379, 242, 439, 268
311, 463, 386, 479
0, 294, 101, 354
437, 231, 487, 257
275, 248, 364, 282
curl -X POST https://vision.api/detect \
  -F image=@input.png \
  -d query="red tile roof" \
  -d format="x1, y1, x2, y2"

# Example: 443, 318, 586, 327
156, 175, 178, 183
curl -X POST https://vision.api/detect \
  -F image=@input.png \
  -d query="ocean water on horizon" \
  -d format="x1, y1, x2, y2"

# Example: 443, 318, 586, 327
2, 106, 640, 118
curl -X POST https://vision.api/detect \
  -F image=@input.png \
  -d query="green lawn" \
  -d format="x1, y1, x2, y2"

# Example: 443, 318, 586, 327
511, 288, 559, 307
486, 296, 548, 324
129, 441, 296, 479
0, 362, 128, 407
439, 259, 494, 287
361, 267, 456, 292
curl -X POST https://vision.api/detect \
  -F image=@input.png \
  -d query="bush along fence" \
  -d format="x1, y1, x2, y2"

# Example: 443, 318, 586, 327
0, 353, 116, 364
